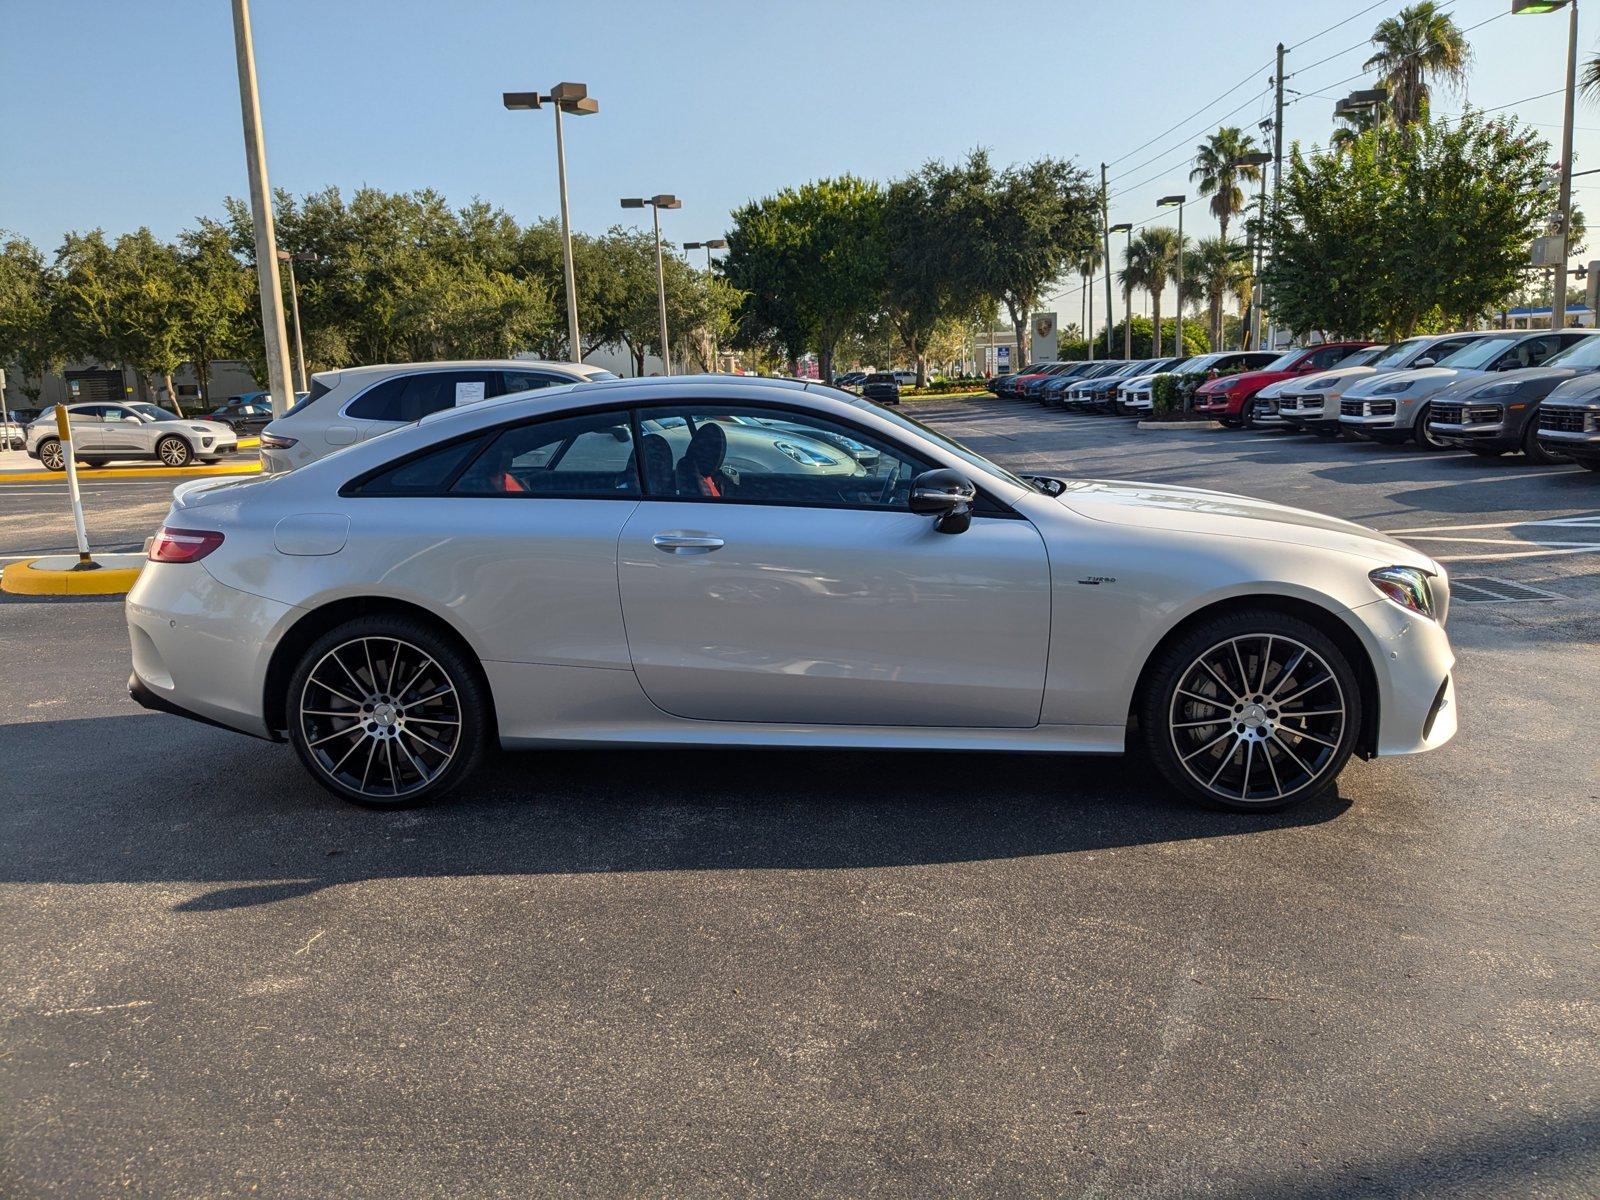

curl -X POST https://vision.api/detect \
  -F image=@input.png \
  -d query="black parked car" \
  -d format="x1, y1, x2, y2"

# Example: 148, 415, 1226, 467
860, 372, 901, 405
205, 393, 276, 435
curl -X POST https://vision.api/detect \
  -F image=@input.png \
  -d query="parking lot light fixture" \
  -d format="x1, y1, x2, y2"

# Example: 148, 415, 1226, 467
1513, 0, 1578, 328
1159, 195, 1186, 356
1109, 223, 1134, 357
621, 195, 683, 375
504, 83, 598, 362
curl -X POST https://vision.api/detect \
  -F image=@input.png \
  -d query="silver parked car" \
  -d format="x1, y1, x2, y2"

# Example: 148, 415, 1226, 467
129, 375, 1457, 814
26, 402, 239, 470
1338, 329, 1595, 447
259, 359, 617, 473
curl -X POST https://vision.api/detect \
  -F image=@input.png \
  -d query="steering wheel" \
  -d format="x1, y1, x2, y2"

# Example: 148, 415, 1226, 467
876, 457, 906, 506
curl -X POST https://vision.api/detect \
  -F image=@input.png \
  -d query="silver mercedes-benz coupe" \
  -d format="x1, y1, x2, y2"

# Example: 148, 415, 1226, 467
127, 376, 1457, 812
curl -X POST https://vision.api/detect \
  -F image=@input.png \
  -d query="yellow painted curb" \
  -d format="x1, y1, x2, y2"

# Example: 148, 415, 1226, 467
0, 461, 261, 485
2, 556, 144, 596
238, 437, 261, 449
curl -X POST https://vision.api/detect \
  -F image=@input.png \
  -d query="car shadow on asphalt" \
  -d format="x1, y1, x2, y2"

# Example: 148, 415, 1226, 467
6, 714, 1350, 910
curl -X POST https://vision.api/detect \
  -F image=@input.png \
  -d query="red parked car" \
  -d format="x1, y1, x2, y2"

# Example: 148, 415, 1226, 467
1193, 342, 1376, 427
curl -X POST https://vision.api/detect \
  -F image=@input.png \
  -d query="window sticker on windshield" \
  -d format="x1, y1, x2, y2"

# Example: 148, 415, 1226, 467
454, 381, 486, 406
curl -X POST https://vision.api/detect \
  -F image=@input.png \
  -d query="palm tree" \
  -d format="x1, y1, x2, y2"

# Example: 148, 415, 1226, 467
1121, 227, 1180, 356
1363, 1, 1471, 125
1075, 240, 1103, 352
1190, 127, 1261, 243
1585, 53, 1600, 100
1186, 237, 1249, 350
1330, 101, 1387, 154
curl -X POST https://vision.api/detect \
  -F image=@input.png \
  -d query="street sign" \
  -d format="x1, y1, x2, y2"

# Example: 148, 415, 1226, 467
1531, 234, 1566, 266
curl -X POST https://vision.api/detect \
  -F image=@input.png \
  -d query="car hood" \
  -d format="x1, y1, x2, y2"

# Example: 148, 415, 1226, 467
1546, 371, 1600, 405
1198, 368, 1288, 394
1056, 478, 1433, 568
1433, 365, 1577, 399
1344, 366, 1484, 397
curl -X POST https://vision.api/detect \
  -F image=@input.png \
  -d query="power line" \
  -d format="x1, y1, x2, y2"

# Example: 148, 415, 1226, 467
1103, 60, 1274, 170
1107, 86, 1273, 197
1287, 0, 1394, 53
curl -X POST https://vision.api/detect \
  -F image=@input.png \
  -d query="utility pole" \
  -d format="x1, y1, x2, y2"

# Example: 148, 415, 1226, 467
230, 0, 294, 419
1101, 163, 1115, 360
1266, 41, 1286, 351
1555, 1, 1579, 329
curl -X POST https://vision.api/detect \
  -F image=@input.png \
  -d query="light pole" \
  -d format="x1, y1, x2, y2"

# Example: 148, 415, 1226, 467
504, 84, 599, 361
230, 0, 295, 418
1513, 1, 1579, 328
1230, 151, 1274, 350
275, 249, 313, 392
622, 194, 682, 375
1109, 222, 1133, 357
684, 238, 727, 372
1159, 195, 1186, 357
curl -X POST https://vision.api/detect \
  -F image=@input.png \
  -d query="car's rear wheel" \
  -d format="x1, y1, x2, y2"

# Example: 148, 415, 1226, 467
156, 435, 193, 467
38, 438, 65, 471
1140, 609, 1362, 811
286, 616, 490, 808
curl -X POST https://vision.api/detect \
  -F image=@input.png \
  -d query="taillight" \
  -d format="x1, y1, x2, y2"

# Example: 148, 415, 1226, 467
260, 432, 297, 449
148, 527, 225, 564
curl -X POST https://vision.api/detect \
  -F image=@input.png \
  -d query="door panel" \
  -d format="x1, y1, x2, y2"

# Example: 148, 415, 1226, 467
617, 504, 1052, 727
98, 406, 146, 452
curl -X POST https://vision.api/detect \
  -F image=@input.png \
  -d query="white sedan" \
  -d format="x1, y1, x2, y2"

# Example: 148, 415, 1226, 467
127, 376, 1457, 811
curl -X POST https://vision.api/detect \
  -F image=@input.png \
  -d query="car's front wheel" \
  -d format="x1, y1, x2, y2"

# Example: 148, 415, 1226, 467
1414, 406, 1448, 450
1140, 609, 1362, 811
156, 435, 193, 467
1521, 416, 1566, 465
286, 616, 490, 808
38, 438, 65, 471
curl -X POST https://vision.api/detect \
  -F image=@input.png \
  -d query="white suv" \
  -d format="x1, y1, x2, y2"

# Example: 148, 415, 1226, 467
259, 360, 616, 473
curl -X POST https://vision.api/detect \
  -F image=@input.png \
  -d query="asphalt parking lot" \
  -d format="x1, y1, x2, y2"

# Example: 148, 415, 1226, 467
4, 401, 1597, 1198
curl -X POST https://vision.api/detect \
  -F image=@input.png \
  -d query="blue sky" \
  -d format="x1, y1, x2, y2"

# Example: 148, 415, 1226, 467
3, 0, 1597, 328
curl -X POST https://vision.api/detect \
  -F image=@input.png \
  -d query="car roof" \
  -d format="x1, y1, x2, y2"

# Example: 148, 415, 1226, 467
327, 359, 606, 381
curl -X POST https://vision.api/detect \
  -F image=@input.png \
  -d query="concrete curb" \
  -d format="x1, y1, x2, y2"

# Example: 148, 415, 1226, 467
1134, 420, 1226, 432
0, 461, 260, 485
1, 553, 145, 596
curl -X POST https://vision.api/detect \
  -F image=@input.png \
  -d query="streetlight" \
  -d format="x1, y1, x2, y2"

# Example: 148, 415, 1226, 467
1230, 150, 1274, 350
684, 239, 728, 372
1513, 0, 1579, 329
1109, 222, 1133, 358
504, 83, 599, 361
275, 249, 314, 392
1158, 195, 1186, 357
621, 194, 683, 375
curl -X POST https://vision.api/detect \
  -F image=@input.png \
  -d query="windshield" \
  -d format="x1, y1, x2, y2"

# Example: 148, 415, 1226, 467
1340, 345, 1386, 367
1370, 338, 1429, 368
1173, 355, 1222, 376
1438, 337, 1517, 370
1544, 335, 1600, 370
1264, 350, 1302, 372
128, 403, 172, 421
858, 398, 1031, 491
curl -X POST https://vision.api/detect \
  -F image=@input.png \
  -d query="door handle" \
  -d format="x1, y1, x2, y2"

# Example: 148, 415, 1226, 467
652, 533, 724, 554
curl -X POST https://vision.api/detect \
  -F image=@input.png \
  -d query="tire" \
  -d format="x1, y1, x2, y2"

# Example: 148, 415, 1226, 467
1239, 399, 1257, 427
1521, 416, 1565, 465
1414, 405, 1447, 450
1140, 608, 1363, 812
38, 438, 65, 471
1218, 415, 1242, 429
285, 615, 491, 808
156, 435, 193, 467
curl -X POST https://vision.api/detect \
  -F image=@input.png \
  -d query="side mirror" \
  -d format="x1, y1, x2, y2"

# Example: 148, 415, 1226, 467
909, 468, 976, 535
1414, 357, 1435, 368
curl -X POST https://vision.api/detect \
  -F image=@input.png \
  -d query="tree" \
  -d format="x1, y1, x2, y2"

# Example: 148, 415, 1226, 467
1190, 127, 1261, 243
1105, 316, 1210, 359
724, 176, 887, 381
972, 154, 1099, 368
1073, 238, 1103, 356
1264, 113, 1548, 339
176, 219, 252, 403
0, 233, 61, 403
1364, 1, 1471, 126
1120, 227, 1180, 356
1186, 236, 1249, 350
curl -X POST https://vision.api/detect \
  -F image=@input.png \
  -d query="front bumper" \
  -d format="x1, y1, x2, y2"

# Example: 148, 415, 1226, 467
1351, 596, 1458, 757
1339, 397, 1399, 430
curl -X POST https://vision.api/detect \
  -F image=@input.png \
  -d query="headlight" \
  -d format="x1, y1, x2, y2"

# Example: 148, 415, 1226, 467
1473, 380, 1521, 400
1369, 566, 1438, 620
1306, 377, 1337, 390
1372, 379, 1413, 396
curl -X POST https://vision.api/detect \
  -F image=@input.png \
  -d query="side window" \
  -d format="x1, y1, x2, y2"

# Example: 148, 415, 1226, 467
1510, 337, 1556, 368
102, 406, 136, 422
1311, 346, 1349, 370
634, 404, 930, 509
451, 411, 638, 497
68, 405, 105, 422
351, 437, 487, 496
348, 371, 499, 423
499, 370, 563, 394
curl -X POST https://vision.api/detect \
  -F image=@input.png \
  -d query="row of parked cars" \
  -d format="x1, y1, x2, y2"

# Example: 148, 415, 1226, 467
984, 327, 1600, 472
